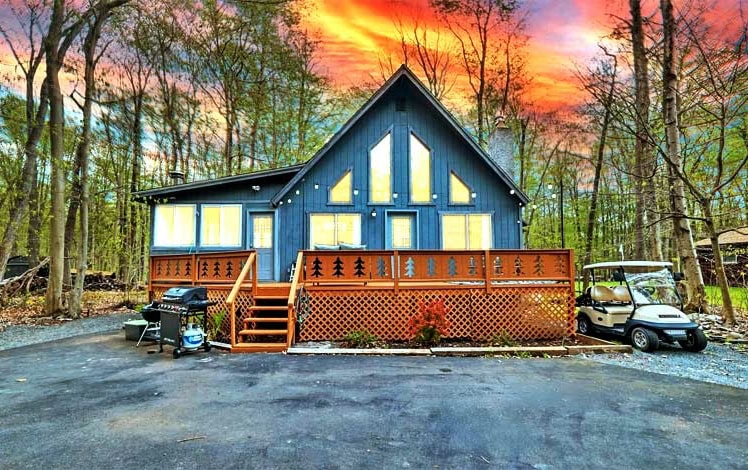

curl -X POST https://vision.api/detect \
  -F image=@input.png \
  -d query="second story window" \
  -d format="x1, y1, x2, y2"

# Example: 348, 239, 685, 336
370, 132, 391, 203
329, 170, 352, 204
410, 133, 431, 203
450, 171, 471, 204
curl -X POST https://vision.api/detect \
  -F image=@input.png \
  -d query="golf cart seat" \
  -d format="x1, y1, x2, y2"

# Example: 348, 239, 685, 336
590, 286, 617, 303
612, 286, 632, 303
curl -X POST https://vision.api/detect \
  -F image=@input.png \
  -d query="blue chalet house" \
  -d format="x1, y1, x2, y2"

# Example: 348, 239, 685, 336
137, 66, 529, 282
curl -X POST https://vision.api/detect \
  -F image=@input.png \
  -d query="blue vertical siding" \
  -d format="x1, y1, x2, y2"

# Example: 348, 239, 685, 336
149, 76, 523, 281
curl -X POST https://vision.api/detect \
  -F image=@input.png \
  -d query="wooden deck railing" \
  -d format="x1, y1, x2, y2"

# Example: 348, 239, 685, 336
297, 249, 576, 342
301, 249, 574, 288
286, 251, 304, 348
226, 252, 257, 349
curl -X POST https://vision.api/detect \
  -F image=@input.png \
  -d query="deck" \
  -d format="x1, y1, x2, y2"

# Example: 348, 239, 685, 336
149, 249, 576, 353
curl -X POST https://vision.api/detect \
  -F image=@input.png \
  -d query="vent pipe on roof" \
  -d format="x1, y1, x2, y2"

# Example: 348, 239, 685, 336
168, 170, 185, 185
488, 114, 515, 181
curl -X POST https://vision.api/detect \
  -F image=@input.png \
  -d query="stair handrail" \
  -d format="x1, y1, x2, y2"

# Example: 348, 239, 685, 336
227, 252, 256, 348
286, 251, 304, 348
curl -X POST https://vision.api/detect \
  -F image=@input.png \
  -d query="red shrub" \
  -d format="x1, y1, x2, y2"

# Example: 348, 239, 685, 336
407, 299, 451, 345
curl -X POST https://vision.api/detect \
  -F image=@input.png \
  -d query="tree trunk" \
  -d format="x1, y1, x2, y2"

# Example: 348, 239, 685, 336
0, 79, 49, 280
583, 55, 617, 290
702, 209, 735, 324
44, 0, 67, 315
71, 9, 109, 318
661, 0, 707, 312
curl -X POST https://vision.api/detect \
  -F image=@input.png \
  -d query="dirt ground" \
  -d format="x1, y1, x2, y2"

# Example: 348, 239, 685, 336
0, 290, 147, 332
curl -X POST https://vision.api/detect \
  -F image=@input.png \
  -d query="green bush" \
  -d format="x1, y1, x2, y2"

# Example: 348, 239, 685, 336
342, 329, 378, 348
490, 329, 515, 347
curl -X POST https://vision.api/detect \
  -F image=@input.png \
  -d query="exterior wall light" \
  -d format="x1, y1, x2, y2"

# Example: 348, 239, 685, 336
510, 189, 515, 195
287, 198, 292, 204
432, 193, 438, 200
353, 189, 359, 196
393, 192, 398, 199
370, 208, 377, 217
314, 183, 319, 190
295, 189, 300, 195
471, 192, 477, 199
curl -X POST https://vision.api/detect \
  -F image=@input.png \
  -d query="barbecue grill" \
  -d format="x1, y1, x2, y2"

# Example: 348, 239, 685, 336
141, 286, 216, 358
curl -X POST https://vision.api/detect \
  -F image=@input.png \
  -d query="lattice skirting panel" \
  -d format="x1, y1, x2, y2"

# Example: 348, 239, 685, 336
299, 286, 575, 342
151, 285, 255, 344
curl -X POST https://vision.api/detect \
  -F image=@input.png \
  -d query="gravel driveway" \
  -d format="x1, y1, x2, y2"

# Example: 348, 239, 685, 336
1, 311, 747, 389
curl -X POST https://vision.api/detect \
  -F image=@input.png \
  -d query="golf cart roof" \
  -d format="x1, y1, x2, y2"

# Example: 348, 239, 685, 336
583, 261, 673, 270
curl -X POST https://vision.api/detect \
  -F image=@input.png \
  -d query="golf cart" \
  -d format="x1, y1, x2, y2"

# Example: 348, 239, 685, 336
576, 261, 707, 352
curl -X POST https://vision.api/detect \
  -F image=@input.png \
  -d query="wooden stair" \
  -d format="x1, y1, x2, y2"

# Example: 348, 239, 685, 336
234, 284, 292, 353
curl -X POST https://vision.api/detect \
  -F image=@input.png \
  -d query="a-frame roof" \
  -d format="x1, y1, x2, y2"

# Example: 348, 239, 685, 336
271, 65, 529, 206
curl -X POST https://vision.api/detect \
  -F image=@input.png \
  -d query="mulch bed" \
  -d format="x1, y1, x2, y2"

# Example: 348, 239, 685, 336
333, 337, 586, 350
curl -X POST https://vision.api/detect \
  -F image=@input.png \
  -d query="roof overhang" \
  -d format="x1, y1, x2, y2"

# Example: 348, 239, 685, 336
583, 261, 673, 270
133, 164, 304, 202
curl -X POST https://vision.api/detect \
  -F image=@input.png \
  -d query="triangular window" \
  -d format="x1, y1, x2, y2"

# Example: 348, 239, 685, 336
450, 171, 472, 204
330, 170, 352, 204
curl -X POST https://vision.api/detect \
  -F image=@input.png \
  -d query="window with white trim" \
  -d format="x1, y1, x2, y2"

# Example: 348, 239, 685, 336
310, 213, 361, 247
450, 171, 471, 204
410, 133, 431, 203
722, 253, 737, 264
370, 132, 391, 203
200, 204, 242, 247
441, 213, 492, 249
153, 204, 196, 247
329, 170, 352, 204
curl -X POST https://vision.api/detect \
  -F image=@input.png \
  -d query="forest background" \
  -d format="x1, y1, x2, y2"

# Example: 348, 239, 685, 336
0, 0, 746, 324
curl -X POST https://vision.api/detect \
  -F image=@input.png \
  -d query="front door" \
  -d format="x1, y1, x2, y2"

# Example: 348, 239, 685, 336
248, 212, 274, 280
387, 213, 416, 249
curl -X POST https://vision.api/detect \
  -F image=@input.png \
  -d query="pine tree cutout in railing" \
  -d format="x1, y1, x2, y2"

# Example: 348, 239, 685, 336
493, 256, 503, 276
311, 257, 323, 278
185, 261, 191, 277
226, 260, 233, 278
514, 256, 524, 276
555, 255, 567, 275
175, 260, 181, 276
165, 261, 171, 276
404, 256, 416, 277
448, 256, 457, 277
213, 261, 221, 278
354, 257, 365, 277
427, 257, 436, 277
468, 256, 477, 275
156, 261, 162, 276
377, 257, 387, 277
534, 255, 544, 276
201, 261, 208, 278
332, 257, 344, 277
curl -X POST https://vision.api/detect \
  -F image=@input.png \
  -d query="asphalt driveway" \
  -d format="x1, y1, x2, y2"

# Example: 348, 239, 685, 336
1, 333, 746, 469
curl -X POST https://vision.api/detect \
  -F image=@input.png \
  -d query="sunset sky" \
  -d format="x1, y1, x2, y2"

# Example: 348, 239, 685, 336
0, 0, 738, 113
301, 0, 631, 110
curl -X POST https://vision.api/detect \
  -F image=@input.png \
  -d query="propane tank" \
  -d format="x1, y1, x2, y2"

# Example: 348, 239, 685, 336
182, 323, 204, 350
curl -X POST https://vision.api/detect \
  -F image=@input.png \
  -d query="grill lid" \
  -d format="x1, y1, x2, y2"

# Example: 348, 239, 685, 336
161, 286, 208, 304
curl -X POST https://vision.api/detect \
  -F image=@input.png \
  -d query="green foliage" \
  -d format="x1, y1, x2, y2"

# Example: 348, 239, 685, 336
208, 310, 228, 342
490, 329, 516, 347
342, 329, 378, 348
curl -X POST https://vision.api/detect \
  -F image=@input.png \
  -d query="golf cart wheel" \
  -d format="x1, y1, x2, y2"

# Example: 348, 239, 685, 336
204, 341, 212, 352
576, 315, 593, 335
173, 348, 182, 359
679, 329, 708, 352
631, 327, 659, 352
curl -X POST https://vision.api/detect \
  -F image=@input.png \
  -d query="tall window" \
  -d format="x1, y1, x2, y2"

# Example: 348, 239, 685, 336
441, 214, 492, 249
329, 170, 352, 204
450, 172, 471, 204
200, 204, 242, 247
370, 132, 391, 203
310, 214, 362, 247
153, 204, 195, 247
410, 133, 431, 203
